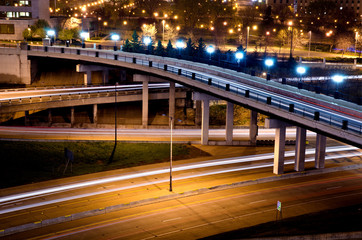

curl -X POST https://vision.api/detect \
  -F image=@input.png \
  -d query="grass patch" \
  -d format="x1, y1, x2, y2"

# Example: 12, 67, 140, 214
0, 141, 208, 188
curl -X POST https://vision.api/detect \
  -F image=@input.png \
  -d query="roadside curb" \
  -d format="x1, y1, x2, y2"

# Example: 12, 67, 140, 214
1, 163, 361, 237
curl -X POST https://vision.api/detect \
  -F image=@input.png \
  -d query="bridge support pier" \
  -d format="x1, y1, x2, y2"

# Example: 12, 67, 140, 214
250, 110, 258, 145
93, 104, 98, 125
295, 127, 307, 172
102, 70, 109, 85
24, 110, 30, 126
71, 107, 75, 127
201, 99, 210, 145
226, 102, 234, 145
315, 133, 326, 169
169, 82, 175, 127
84, 71, 92, 86
142, 79, 149, 128
195, 100, 202, 126
48, 109, 52, 127
265, 118, 294, 175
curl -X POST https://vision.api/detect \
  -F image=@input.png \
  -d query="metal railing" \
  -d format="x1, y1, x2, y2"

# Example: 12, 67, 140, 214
23, 45, 362, 136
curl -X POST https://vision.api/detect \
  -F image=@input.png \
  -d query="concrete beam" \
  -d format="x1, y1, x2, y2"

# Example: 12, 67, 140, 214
102, 70, 109, 85
93, 104, 98, 124
76, 64, 115, 73
133, 75, 168, 83
226, 102, 233, 145
295, 127, 307, 171
25, 110, 30, 126
71, 107, 75, 127
195, 100, 202, 126
83, 71, 92, 86
201, 99, 210, 145
142, 78, 149, 128
273, 125, 286, 175
48, 109, 52, 127
250, 110, 258, 145
315, 133, 327, 169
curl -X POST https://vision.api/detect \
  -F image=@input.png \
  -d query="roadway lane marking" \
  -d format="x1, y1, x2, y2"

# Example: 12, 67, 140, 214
248, 199, 266, 204
28, 175, 362, 240
162, 217, 181, 222
326, 186, 342, 190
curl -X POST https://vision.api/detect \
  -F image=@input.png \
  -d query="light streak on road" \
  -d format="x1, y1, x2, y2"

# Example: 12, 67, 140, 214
0, 145, 359, 215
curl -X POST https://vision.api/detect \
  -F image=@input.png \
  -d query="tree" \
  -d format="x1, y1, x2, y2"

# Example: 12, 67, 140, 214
185, 38, 194, 56
335, 35, 354, 57
141, 24, 157, 41
155, 40, 165, 56
166, 40, 174, 56
164, 26, 179, 42
58, 28, 78, 43
22, 28, 32, 40
196, 38, 206, 58
130, 30, 141, 52
123, 39, 132, 52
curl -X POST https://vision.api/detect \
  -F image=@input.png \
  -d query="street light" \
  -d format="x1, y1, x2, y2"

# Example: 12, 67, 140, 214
206, 45, 215, 60
80, 31, 88, 48
355, 32, 359, 56
47, 30, 55, 45
288, 21, 293, 59
143, 36, 151, 54
162, 114, 174, 192
235, 51, 244, 67
296, 66, 306, 88
264, 58, 274, 80
308, 31, 312, 58
162, 20, 165, 42
332, 74, 344, 93
246, 26, 250, 52
111, 34, 120, 51
176, 40, 184, 57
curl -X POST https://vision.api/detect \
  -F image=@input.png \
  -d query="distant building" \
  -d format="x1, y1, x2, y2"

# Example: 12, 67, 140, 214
0, 0, 50, 40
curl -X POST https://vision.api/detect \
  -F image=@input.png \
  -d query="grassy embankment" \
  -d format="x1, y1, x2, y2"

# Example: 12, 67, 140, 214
0, 141, 208, 188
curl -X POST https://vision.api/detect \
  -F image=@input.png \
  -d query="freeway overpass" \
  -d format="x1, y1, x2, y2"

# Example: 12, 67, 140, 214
0, 45, 361, 174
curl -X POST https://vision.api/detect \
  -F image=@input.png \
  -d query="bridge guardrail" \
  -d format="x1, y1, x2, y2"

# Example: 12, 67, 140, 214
26, 45, 362, 136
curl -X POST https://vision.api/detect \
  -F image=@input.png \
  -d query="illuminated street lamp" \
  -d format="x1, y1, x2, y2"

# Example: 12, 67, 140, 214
111, 33, 120, 51
176, 40, 184, 57
332, 74, 344, 98
288, 21, 293, 59
80, 31, 88, 48
264, 58, 274, 80
47, 30, 55, 45
206, 45, 215, 60
143, 36, 151, 54
296, 66, 306, 88
235, 51, 244, 67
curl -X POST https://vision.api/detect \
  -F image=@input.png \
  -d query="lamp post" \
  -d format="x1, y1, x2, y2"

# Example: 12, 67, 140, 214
143, 36, 151, 54
162, 20, 165, 42
47, 30, 55, 45
264, 58, 274, 80
308, 31, 312, 58
355, 32, 359, 56
296, 66, 306, 88
332, 75, 344, 98
80, 31, 88, 48
176, 40, 184, 57
246, 26, 250, 52
288, 21, 293, 59
206, 45, 215, 60
111, 34, 120, 51
108, 82, 118, 164
162, 114, 174, 192
235, 51, 244, 68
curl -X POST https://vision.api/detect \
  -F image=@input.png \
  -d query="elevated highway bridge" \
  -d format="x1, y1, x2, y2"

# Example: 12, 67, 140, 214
0, 45, 361, 174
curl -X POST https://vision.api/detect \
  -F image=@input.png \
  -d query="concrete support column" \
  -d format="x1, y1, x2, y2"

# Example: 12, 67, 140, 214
195, 100, 202, 126
24, 110, 30, 126
48, 109, 52, 127
70, 107, 75, 127
249, 110, 258, 145
169, 82, 175, 127
84, 71, 92, 86
142, 79, 149, 128
102, 70, 109, 85
201, 99, 210, 145
315, 133, 327, 169
225, 102, 234, 145
93, 104, 98, 124
273, 125, 286, 175
294, 127, 307, 171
